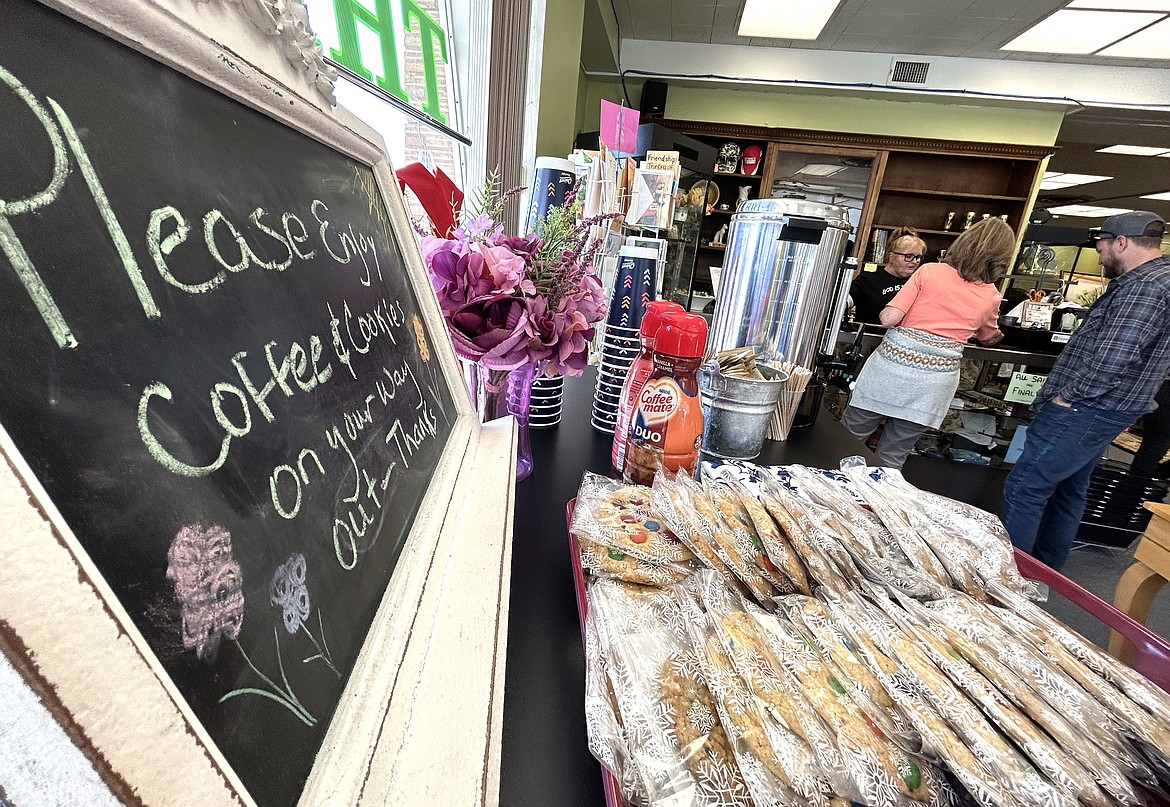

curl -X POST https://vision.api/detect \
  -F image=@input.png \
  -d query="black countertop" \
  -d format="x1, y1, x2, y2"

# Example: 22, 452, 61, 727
839, 326, 1061, 369
499, 367, 881, 807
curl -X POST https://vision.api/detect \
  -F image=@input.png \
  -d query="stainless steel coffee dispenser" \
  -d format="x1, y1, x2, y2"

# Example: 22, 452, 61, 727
708, 199, 852, 368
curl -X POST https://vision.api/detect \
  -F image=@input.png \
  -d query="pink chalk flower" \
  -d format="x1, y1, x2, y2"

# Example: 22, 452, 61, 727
167, 524, 245, 663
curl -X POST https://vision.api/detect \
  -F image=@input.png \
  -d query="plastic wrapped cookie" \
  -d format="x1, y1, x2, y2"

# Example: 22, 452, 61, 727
578, 536, 691, 587
571, 471, 696, 566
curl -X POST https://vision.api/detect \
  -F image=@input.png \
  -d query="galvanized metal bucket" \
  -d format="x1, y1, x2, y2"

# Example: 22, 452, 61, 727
698, 362, 790, 460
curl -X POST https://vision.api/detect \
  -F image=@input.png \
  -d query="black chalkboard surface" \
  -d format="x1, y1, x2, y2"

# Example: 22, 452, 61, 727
0, 3, 456, 804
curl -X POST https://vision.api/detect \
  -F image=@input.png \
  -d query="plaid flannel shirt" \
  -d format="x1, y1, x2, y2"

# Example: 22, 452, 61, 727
1036, 256, 1170, 414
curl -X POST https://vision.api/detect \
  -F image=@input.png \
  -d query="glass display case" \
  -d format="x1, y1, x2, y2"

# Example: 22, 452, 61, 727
660, 166, 710, 313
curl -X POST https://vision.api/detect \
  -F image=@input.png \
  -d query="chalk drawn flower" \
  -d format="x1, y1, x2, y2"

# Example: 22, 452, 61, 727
167, 530, 319, 724
270, 553, 310, 634
166, 524, 245, 662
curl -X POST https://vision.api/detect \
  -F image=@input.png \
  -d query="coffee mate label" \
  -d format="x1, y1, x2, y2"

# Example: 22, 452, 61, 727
631, 378, 682, 446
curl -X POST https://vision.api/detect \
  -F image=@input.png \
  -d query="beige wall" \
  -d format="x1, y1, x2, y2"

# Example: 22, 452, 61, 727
574, 76, 1065, 147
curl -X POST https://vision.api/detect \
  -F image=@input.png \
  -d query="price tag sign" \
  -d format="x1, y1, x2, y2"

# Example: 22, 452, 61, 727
1005, 371, 1048, 404
1021, 301, 1055, 328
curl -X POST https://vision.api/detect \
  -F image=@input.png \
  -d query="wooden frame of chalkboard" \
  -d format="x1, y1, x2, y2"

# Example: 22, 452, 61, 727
0, 1, 515, 806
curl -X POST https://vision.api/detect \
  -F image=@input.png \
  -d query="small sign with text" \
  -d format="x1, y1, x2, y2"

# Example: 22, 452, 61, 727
1005, 371, 1048, 404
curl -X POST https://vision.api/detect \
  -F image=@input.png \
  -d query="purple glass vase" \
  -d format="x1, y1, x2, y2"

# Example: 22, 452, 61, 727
466, 361, 535, 481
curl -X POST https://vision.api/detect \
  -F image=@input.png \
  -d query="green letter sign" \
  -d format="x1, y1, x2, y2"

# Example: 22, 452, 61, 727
329, 0, 408, 103
324, 0, 450, 125
402, 0, 448, 123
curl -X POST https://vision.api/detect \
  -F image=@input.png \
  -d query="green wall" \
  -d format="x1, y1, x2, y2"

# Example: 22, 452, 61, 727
534, 0, 586, 159
575, 76, 1065, 147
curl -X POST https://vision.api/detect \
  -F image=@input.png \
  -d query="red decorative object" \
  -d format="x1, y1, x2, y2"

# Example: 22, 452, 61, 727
740, 144, 763, 176
396, 162, 464, 238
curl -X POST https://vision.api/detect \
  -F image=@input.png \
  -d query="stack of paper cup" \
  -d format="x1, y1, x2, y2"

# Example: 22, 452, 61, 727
529, 374, 564, 428
593, 245, 658, 433
525, 156, 578, 234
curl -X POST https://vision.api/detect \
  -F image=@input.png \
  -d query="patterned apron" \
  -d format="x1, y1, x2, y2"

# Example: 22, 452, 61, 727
849, 327, 966, 429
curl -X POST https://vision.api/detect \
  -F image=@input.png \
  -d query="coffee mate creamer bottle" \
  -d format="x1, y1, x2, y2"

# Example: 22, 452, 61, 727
623, 312, 708, 486
611, 300, 685, 472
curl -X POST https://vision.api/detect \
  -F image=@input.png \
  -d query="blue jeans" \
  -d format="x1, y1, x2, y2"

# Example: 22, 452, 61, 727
1003, 401, 1139, 570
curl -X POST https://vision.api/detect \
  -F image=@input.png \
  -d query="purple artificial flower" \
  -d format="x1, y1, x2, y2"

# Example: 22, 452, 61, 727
418, 185, 612, 377
423, 238, 537, 314
425, 243, 495, 313
499, 234, 543, 265
448, 294, 535, 370
479, 244, 534, 296
522, 295, 559, 366
453, 213, 504, 243
547, 307, 595, 375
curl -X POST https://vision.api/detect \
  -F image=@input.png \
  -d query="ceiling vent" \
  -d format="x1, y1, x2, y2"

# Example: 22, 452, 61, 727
889, 59, 930, 84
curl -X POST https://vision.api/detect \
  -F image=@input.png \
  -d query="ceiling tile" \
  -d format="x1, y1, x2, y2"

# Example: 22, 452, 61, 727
672, 5, 717, 27
672, 24, 714, 42
605, 0, 1169, 218
812, 35, 881, 51
839, 11, 918, 36
858, 0, 973, 13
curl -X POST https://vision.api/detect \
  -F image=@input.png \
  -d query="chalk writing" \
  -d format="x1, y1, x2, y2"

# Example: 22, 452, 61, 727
0, 14, 457, 798
49, 98, 158, 320
386, 400, 440, 470
0, 66, 74, 348
0, 63, 393, 346
139, 333, 334, 477
269, 449, 326, 520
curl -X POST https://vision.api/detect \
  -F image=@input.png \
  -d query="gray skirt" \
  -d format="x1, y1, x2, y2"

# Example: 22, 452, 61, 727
849, 327, 965, 429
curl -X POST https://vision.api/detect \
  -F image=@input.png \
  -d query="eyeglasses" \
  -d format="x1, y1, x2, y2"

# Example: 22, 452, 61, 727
889, 252, 924, 262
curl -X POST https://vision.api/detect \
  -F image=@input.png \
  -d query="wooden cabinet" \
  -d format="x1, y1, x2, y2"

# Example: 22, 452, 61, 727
656, 119, 1053, 270
666, 133, 775, 311
869, 151, 1044, 264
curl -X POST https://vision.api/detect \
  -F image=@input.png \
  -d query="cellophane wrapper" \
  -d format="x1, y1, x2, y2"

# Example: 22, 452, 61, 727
587, 577, 754, 806
574, 463, 1170, 807
572, 471, 696, 586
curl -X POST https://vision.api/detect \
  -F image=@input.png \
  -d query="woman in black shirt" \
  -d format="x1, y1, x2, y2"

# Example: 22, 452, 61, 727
849, 227, 926, 324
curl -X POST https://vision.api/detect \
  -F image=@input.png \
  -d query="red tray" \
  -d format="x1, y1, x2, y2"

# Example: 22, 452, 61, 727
567, 499, 626, 807
566, 499, 1170, 807
1011, 549, 1170, 690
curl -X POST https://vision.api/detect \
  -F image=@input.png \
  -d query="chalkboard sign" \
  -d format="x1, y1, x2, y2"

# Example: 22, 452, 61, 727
0, 2, 457, 804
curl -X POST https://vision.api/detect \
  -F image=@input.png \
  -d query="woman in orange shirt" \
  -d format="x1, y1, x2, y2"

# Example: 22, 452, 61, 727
842, 218, 1014, 467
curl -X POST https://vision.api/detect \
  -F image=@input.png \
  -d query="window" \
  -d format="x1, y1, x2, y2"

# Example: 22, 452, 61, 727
303, 0, 469, 195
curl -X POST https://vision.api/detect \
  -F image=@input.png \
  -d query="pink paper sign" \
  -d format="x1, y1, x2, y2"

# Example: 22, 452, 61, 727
599, 99, 639, 154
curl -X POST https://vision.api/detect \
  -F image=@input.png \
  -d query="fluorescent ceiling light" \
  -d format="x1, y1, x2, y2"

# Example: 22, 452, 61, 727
739, 0, 841, 39
1097, 145, 1170, 155
1048, 204, 1133, 216
1141, 191, 1170, 199
1068, 0, 1170, 10
1099, 17, 1170, 57
797, 163, 846, 176
1039, 171, 1113, 189
1002, 9, 1163, 54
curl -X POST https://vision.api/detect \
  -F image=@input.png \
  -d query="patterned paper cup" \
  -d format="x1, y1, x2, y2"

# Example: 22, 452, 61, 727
606, 246, 658, 330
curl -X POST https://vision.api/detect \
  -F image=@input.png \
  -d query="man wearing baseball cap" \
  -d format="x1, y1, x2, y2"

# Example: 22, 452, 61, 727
1003, 210, 1170, 569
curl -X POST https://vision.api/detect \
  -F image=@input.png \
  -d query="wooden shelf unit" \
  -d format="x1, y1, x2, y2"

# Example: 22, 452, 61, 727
870, 150, 1046, 262
665, 131, 776, 301
711, 172, 763, 180
657, 118, 1052, 269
